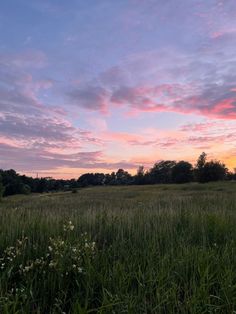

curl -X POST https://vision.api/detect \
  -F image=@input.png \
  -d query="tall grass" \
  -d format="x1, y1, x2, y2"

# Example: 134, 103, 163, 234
0, 182, 236, 313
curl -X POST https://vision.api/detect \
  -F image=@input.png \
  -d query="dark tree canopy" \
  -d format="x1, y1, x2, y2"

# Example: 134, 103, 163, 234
77, 173, 105, 187
172, 161, 193, 183
134, 166, 146, 185
0, 152, 234, 197
194, 153, 228, 183
148, 160, 176, 184
201, 161, 227, 182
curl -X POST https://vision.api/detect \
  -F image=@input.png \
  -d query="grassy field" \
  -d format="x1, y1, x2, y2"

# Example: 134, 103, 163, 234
0, 182, 236, 313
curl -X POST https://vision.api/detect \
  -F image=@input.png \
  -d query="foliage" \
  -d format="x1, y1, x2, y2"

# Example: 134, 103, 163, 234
148, 160, 176, 184
77, 173, 105, 187
0, 183, 236, 312
195, 153, 228, 183
134, 166, 146, 185
0, 153, 234, 197
172, 160, 193, 183
114, 168, 133, 185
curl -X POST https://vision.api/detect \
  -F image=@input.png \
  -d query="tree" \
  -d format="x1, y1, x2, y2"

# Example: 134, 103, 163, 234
115, 169, 133, 185
77, 173, 94, 187
202, 161, 227, 182
195, 153, 228, 182
134, 166, 146, 185
196, 152, 207, 169
195, 152, 207, 182
20, 175, 36, 191
35, 178, 49, 193
93, 173, 106, 185
172, 161, 193, 183
0, 169, 25, 196
77, 173, 105, 187
148, 160, 176, 184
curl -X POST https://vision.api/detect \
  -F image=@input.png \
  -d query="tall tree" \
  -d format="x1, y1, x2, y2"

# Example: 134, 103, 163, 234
115, 169, 133, 185
172, 161, 193, 183
195, 152, 207, 182
202, 161, 228, 182
195, 153, 228, 182
134, 166, 145, 185
149, 160, 176, 183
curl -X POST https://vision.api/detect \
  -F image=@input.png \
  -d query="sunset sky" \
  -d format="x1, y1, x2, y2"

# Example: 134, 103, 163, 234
0, 0, 236, 178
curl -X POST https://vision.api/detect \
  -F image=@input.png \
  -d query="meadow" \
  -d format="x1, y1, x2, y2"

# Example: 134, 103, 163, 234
0, 182, 236, 313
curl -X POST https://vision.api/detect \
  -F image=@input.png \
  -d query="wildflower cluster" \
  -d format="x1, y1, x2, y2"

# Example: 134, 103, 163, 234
0, 221, 96, 286
47, 230, 96, 275
0, 237, 28, 271
0, 221, 96, 311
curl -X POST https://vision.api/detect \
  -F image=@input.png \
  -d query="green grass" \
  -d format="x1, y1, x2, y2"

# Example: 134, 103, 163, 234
0, 182, 236, 313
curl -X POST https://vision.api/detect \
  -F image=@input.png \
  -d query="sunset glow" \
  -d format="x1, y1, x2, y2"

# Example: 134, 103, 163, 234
0, 0, 236, 178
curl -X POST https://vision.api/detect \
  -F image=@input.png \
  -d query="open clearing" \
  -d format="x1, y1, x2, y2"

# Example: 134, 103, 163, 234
0, 182, 236, 313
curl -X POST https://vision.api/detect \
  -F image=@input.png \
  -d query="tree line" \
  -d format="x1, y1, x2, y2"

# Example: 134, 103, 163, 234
0, 153, 235, 198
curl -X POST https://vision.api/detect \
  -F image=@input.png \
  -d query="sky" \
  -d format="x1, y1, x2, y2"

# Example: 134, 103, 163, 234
0, 0, 236, 178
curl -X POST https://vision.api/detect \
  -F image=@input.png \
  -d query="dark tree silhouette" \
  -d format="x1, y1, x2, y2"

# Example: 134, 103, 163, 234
134, 166, 146, 185
0, 152, 234, 197
195, 152, 207, 182
148, 160, 176, 183
172, 161, 193, 183
202, 161, 227, 182
77, 173, 105, 187
195, 153, 228, 182
115, 169, 133, 185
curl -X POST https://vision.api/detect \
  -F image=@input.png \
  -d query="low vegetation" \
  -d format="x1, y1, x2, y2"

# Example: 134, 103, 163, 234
0, 182, 236, 313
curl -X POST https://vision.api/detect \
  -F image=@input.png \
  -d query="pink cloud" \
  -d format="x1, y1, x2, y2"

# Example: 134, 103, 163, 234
110, 83, 236, 119
62, 42, 236, 120
180, 122, 218, 132
179, 121, 236, 152
211, 99, 236, 117
68, 73, 235, 119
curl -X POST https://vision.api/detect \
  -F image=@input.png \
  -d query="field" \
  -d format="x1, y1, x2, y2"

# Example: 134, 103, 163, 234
0, 182, 236, 313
